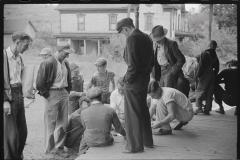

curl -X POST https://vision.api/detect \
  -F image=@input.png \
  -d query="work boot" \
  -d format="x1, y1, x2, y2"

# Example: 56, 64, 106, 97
215, 108, 225, 114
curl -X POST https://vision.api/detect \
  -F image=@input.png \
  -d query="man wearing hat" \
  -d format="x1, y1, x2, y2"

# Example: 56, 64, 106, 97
4, 31, 32, 159
150, 25, 186, 96
116, 17, 154, 153
36, 42, 74, 157
79, 87, 126, 155
39, 47, 53, 60
214, 60, 238, 115
86, 58, 115, 104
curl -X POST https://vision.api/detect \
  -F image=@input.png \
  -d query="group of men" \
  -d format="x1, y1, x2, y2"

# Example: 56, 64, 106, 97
3, 17, 238, 159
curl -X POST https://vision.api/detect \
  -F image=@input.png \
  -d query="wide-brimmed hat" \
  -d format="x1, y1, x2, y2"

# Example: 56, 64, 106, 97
39, 47, 52, 55
57, 43, 75, 54
116, 18, 134, 33
94, 58, 107, 66
70, 62, 81, 72
150, 25, 168, 42
87, 87, 103, 99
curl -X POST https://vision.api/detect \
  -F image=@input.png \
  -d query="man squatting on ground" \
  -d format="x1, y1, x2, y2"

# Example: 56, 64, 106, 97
148, 80, 194, 135
4, 31, 32, 160
36, 43, 74, 158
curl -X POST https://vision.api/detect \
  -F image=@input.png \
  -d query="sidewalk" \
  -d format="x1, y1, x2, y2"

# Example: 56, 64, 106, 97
76, 104, 237, 159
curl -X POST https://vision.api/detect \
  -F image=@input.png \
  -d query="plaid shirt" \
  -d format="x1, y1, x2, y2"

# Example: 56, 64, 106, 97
90, 69, 115, 93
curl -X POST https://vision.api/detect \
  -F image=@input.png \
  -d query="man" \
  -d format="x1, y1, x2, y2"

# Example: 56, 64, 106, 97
150, 25, 187, 97
214, 60, 238, 115
194, 40, 219, 115
36, 43, 74, 157
110, 77, 125, 127
4, 31, 32, 160
39, 47, 52, 60
79, 87, 126, 155
86, 58, 115, 104
116, 17, 154, 153
148, 80, 194, 135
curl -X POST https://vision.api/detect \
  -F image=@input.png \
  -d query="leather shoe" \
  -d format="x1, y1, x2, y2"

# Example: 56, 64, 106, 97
215, 109, 225, 114
173, 122, 188, 130
194, 108, 203, 115
152, 129, 172, 135
203, 109, 210, 115
122, 149, 144, 153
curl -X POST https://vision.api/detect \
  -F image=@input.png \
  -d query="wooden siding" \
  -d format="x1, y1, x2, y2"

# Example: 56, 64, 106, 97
24, 23, 36, 38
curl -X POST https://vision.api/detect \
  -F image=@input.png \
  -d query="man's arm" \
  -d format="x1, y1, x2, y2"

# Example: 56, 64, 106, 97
112, 111, 126, 136
171, 41, 186, 75
36, 62, 49, 99
151, 101, 176, 129
149, 100, 157, 119
197, 51, 211, 77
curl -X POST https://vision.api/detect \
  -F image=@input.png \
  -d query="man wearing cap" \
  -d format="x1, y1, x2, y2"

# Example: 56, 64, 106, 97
39, 47, 53, 60
150, 25, 186, 96
4, 31, 32, 159
86, 58, 115, 104
36, 43, 74, 157
79, 87, 126, 155
116, 17, 154, 153
214, 60, 237, 115
194, 40, 219, 115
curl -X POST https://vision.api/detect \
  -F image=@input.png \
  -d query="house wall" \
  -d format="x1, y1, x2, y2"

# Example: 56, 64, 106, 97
4, 34, 12, 49
60, 12, 130, 33
24, 23, 36, 38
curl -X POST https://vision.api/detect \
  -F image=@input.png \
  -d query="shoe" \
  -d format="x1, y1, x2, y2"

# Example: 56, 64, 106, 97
122, 149, 144, 153
203, 109, 210, 115
173, 122, 188, 130
152, 128, 172, 135
144, 145, 154, 148
55, 149, 70, 158
215, 109, 225, 114
194, 109, 203, 115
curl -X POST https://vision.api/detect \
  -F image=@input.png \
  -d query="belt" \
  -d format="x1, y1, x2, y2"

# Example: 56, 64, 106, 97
50, 87, 65, 90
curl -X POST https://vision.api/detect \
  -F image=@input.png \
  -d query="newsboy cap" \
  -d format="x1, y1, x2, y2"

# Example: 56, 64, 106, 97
57, 43, 75, 54
94, 58, 107, 66
116, 18, 134, 33
39, 47, 52, 55
70, 62, 81, 72
87, 87, 103, 99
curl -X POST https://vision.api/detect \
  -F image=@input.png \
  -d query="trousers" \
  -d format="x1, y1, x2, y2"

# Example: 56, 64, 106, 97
43, 88, 69, 153
4, 87, 27, 160
214, 84, 237, 107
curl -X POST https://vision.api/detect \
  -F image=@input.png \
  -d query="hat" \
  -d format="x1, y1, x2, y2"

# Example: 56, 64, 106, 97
94, 58, 107, 66
87, 87, 103, 99
226, 59, 238, 67
116, 18, 134, 33
57, 43, 75, 54
150, 25, 168, 42
12, 31, 32, 42
70, 62, 81, 72
39, 47, 52, 55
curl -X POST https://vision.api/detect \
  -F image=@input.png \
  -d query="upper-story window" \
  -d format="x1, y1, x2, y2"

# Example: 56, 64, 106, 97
144, 13, 154, 31
77, 14, 85, 31
109, 14, 117, 30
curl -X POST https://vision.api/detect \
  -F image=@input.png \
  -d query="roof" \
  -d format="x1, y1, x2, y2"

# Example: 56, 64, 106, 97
4, 19, 38, 34
175, 30, 196, 37
162, 4, 188, 12
55, 4, 130, 11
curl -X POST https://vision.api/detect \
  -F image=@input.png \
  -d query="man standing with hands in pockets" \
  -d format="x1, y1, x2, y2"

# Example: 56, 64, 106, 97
116, 17, 154, 153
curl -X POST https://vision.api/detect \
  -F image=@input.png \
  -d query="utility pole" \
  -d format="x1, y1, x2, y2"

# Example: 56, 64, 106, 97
127, 4, 131, 17
209, 4, 213, 41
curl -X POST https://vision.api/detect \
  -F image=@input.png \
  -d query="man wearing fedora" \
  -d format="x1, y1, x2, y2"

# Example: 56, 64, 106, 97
116, 17, 154, 153
36, 43, 74, 158
150, 25, 186, 96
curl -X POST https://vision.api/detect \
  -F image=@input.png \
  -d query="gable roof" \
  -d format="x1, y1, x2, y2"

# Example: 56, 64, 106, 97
4, 19, 38, 34
55, 4, 130, 11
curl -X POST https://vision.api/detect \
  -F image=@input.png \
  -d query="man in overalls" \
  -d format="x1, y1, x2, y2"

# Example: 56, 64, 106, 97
194, 40, 219, 115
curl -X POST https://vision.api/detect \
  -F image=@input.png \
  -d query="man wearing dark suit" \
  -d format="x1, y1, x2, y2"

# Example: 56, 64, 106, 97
116, 18, 154, 153
150, 25, 187, 97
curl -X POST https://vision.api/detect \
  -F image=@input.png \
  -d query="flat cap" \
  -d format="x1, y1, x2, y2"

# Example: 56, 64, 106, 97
39, 47, 52, 55
94, 58, 107, 66
12, 31, 32, 42
116, 18, 134, 33
70, 62, 80, 72
57, 42, 75, 54
87, 87, 103, 99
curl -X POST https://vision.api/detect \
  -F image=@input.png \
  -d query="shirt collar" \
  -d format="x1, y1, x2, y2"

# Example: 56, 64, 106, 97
6, 46, 20, 59
91, 101, 102, 105
115, 90, 124, 97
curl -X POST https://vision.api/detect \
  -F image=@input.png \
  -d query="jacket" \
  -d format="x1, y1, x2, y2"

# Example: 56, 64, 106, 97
152, 38, 185, 81
36, 56, 72, 98
123, 29, 154, 84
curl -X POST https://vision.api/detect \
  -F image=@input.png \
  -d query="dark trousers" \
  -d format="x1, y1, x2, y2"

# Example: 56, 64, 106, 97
177, 77, 190, 98
124, 75, 153, 152
65, 128, 84, 152
4, 88, 27, 160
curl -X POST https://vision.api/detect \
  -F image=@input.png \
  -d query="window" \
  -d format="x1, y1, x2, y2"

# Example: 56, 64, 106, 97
77, 14, 85, 31
144, 13, 154, 31
109, 14, 117, 30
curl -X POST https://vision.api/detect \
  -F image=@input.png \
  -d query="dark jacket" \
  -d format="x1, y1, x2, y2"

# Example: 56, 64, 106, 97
152, 38, 185, 81
123, 29, 154, 84
197, 48, 219, 77
36, 56, 72, 98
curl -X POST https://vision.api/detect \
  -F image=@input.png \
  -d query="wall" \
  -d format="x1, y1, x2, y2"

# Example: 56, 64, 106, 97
4, 34, 12, 49
24, 23, 36, 38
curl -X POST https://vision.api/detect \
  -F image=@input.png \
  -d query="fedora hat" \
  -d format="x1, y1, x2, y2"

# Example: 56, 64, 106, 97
150, 25, 168, 42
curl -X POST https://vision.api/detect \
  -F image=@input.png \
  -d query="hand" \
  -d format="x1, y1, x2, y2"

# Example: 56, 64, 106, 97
4, 101, 11, 115
151, 121, 160, 129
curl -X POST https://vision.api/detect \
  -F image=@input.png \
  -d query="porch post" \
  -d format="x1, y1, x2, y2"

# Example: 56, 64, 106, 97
134, 5, 139, 29
98, 40, 100, 57
84, 39, 87, 55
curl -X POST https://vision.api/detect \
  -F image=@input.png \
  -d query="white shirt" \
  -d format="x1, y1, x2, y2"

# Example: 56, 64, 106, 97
110, 89, 124, 115
157, 44, 168, 66
51, 57, 68, 89
6, 47, 23, 84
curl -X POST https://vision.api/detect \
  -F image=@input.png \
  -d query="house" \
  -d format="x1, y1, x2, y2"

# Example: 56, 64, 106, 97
53, 4, 194, 55
4, 19, 38, 48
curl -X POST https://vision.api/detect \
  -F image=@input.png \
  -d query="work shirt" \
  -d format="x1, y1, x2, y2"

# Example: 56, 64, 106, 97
157, 44, 168, 66
6, 47, 23, 84
110, 89, 124, 117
